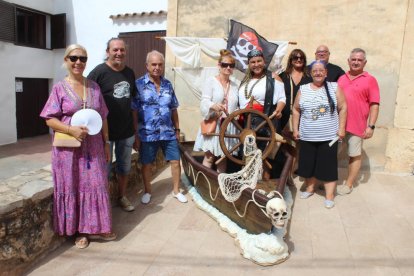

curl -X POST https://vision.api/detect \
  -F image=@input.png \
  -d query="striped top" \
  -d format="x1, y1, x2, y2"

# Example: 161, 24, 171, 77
299, 82, 339, 142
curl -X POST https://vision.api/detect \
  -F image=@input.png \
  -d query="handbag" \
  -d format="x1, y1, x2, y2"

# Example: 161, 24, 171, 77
200, 79, 229, 135
200, 118, 218, 135
53, 132, 81, 147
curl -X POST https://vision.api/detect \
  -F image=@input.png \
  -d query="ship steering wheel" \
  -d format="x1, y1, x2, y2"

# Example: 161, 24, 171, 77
214, 106, 277, 168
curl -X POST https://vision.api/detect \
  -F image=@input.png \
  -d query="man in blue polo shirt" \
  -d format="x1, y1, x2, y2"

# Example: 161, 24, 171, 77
132, 50, 187, 204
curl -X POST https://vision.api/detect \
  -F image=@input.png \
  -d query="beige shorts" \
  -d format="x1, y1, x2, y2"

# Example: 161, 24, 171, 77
344, 133, 363, 157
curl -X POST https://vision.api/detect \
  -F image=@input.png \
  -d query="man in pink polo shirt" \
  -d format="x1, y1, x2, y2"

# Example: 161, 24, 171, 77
337, 48, 380, 195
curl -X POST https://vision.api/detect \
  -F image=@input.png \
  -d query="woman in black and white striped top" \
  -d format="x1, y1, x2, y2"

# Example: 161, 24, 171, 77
292, 60, 347, 209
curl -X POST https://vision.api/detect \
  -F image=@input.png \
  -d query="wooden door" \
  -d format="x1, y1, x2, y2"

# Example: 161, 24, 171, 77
15, 78, 49, 138
119, 30, 166, 78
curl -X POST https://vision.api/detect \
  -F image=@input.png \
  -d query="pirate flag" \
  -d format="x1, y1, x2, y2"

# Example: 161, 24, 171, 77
227, 19, 278, 72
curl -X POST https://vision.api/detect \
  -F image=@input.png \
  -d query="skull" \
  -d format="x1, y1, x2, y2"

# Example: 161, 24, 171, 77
236, 36, 256, 57
231, 32, 263, 70
266, 197, 288, 229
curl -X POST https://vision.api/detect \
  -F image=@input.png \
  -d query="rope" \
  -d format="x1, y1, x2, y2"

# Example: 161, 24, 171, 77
183, 136, 275, 219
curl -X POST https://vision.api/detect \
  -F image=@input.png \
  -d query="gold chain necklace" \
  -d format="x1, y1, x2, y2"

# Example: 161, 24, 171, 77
244, 74, 265, 99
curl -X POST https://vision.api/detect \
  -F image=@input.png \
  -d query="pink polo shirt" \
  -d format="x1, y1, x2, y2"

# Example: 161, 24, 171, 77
338, 71, 380, 137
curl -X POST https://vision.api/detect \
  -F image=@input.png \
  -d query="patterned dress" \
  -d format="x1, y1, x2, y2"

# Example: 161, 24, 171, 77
40, 79, 112, 236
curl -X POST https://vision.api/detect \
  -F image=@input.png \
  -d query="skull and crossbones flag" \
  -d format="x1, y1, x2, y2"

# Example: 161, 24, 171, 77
227, 19, 278, 72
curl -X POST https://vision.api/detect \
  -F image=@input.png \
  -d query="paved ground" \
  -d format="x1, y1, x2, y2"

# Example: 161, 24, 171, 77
1, 136, 414, 275
0, 135, 51, 181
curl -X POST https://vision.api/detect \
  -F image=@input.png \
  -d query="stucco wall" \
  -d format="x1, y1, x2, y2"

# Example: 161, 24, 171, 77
166, 0, 414, 173
58, 0, 168, 77
385, 0, 414, 172
0, 0, 55, 145
0, 0, 167, 146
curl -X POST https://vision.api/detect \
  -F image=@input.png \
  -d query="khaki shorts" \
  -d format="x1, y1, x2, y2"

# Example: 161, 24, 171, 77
344, 133, 363, 157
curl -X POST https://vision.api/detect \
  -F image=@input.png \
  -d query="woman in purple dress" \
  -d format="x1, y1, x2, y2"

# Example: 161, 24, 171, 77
40, 44, 116, 249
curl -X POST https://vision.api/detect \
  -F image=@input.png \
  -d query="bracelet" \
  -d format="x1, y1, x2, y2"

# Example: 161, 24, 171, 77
67, 125, 71, 134
105, 140, 110, 144
175, 128, 180, 132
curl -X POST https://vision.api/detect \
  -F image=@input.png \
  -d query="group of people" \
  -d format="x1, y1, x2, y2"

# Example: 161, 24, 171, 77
41, 38, 187, 249
194, 45, 380, 209
194, 49, 286, 179
291, 46, 379, 209
40, 38, 380, 249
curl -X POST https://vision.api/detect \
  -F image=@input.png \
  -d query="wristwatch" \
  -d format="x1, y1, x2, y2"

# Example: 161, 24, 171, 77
368, 125, 375, 130
175, 128, 180, 132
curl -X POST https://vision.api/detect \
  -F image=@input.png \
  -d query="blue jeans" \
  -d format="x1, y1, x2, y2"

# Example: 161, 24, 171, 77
108, 135, 135, 176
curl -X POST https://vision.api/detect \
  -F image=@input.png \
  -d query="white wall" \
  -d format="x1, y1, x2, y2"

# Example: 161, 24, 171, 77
0, 0, 55, 145
54, 0, 168, 78
0, 0, 167, 145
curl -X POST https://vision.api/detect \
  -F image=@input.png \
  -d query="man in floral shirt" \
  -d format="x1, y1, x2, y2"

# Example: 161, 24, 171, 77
132, 50, 187, 204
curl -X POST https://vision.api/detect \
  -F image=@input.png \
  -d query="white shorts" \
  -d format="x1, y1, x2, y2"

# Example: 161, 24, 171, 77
344, 133, 363, 157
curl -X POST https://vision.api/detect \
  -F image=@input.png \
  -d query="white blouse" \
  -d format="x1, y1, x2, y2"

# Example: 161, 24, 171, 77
238, 78, 286, 108
200, 76, 239, 119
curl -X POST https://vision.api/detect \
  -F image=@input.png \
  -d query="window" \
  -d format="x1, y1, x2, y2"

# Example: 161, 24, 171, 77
0, 0, 14, 42
0, 0, 66, 49
16, 8, 46, 48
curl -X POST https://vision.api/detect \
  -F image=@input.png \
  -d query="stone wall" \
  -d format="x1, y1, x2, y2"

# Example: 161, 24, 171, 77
166, 0, 414, 173
0, 152, 166, 275
0, 166, 60, 276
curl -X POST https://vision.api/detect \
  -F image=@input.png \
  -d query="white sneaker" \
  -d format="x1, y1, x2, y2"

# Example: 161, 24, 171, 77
119, 196, 135, 212
337, 185, 353, 196
141, 193, 151, 204
172, 192, 188, 203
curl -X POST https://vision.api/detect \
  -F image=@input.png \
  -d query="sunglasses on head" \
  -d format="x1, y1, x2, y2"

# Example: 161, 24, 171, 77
292, 56, 303, 61
68, 56, 88, 63
220, 62, 236, 68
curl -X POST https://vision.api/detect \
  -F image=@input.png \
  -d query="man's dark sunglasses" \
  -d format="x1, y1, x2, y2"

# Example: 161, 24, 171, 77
68, 56, 88, 63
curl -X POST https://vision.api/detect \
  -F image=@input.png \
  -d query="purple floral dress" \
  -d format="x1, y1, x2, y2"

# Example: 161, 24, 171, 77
40, 79, 112, 236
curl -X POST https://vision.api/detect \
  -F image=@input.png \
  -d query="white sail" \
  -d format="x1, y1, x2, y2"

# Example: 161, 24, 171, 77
163, 37, 288, 99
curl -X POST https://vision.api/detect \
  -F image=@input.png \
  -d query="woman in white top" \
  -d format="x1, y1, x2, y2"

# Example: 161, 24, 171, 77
292, 60, 347, 209
238, 49, 286, 179
193, 49, 239, 173
238, 49, 286, 115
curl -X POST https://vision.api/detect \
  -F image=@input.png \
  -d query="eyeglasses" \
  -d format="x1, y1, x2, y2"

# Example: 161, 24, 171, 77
68, 56, 88, 63
292, 56, 303, 61
311, 69, 326, 74
316, 50, 329, 54
220, 62, 236, 68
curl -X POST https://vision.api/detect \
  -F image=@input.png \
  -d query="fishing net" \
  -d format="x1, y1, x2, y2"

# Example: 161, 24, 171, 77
218, 134, 263, 202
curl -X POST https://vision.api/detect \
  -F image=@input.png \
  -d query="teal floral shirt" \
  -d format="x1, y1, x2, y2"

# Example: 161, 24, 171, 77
132, 74, 179, 142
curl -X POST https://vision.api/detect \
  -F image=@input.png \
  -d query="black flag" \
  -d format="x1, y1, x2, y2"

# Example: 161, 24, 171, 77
226, 19, 278, 72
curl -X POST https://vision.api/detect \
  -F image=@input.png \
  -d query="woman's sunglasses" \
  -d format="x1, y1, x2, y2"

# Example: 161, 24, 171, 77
220, 62, 236, 68
68, 56, 88, 63
292, 56, 303, 61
